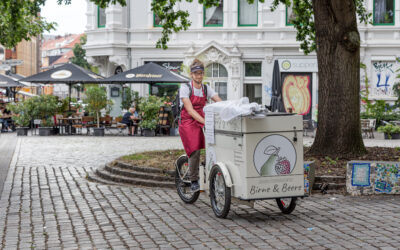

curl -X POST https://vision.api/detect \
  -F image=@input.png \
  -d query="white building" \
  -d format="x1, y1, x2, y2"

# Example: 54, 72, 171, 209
85, 0, 400, 119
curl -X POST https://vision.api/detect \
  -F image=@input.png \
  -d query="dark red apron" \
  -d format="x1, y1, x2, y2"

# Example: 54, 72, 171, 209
179, 82, 207, 157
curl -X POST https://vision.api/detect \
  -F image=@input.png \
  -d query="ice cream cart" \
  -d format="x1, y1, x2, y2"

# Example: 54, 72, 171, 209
175, 111, 305, 218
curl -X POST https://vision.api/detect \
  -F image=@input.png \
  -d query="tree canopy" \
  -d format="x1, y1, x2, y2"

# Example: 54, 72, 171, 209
0, 0, 126, 48
0, 0, 370, 51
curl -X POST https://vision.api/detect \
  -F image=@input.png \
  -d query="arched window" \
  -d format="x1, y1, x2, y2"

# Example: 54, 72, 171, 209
205, 63, 228, 100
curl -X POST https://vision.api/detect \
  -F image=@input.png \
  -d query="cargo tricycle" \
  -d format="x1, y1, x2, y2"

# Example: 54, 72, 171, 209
175, 111, 306, 218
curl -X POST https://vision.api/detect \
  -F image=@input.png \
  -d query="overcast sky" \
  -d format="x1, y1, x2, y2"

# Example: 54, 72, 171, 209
41, 0, 87, 35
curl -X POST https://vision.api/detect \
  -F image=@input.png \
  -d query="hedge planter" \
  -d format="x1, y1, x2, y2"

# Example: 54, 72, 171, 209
39, 127, 53, 136
384, 133, 400, 139
142, 128, 156, 137
16, 127, 29, 136
93, 127, 105, 136
169, 128, 179, 136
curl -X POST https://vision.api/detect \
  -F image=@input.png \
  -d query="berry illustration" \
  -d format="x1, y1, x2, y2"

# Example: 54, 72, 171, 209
275, 157, 291, 175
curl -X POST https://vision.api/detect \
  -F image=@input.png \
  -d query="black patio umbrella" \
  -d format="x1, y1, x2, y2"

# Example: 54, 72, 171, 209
21, 63, 104, 110
100, 62, 190, 84
0, 74, 25, 101
270, 60, 285, 112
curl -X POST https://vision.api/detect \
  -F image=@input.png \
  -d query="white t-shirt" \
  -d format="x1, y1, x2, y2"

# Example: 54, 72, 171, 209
179, 83, 217, 107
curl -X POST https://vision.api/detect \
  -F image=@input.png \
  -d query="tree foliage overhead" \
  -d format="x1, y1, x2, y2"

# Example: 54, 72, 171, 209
0, 0, 371, 50
0, 0, 126, 49
152, 0, 371, 52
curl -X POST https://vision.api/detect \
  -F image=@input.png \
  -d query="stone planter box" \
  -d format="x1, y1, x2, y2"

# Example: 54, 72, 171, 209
384, 133, 400, 139
347, 161, 400, 195
93, 127, 105, 136
16, 127, 29, 136
169, 128, 179, 136
39, 127, 53, 136
142, 129, 155, 137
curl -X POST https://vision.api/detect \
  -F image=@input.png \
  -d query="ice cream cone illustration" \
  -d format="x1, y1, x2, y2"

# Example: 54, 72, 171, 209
260, 146, 280, 176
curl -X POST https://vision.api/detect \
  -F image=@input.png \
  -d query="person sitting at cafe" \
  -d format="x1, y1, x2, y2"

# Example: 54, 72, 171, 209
122, 107, 140, 136
0, 106, 12, 132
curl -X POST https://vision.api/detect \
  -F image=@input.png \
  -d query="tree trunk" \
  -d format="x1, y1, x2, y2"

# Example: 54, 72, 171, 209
97, 111, 100, 128
308, 0, 366, 157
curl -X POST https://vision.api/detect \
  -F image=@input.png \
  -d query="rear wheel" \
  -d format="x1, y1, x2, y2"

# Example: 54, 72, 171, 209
175, 155, 199, 204
209, 165, 231, 218
276, 197, 297, 214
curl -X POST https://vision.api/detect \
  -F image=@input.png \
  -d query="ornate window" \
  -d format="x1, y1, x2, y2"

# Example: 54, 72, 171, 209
205, 63, 228, 100
154, 13, 162, 27
244, 62, 262, 104
286, 5, 296, 26
373, 0, 394, 25
238, 0, 257, 26
98, 7, 106, 28
204, 0, 223, 27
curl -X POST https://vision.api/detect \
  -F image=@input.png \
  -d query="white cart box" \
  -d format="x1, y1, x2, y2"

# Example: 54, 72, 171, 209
205, 113, 304, 200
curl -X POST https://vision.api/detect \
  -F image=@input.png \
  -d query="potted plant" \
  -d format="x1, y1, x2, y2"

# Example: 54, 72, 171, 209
30, 95, 58, 136
120, 87, 139, 111
84, 86, 108, 136
7, 101, 31, 136
377, 124, 400, 139
138, 95, 163, 136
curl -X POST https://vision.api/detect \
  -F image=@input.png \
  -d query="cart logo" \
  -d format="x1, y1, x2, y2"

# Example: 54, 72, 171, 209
51, 70, 72, 79
126, 74, 135, 78
253, 135, 297, 176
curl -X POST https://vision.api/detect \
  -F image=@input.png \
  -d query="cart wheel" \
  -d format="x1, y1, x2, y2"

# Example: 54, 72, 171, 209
276, 197, 297, 214
209, 165, 231, 218
175, 155, 199, 204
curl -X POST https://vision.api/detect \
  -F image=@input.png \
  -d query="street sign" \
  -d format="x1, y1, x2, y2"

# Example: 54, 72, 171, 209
2, 59, 23, 66
0, 65, 10, 71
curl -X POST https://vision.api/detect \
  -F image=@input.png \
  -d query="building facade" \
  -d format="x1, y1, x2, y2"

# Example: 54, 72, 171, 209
0, 37, 41, 99
85, 0, 400, 119
41, 34, 85, 98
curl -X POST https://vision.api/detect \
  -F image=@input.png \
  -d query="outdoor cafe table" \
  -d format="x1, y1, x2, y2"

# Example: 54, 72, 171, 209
58, 117, 82, 135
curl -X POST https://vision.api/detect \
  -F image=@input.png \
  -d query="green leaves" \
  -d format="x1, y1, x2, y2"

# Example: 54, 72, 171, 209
70, 35, 91, 69
152, 0, 192, 49
0, 0, 55, 48
153, 0, 370, 53
84, 86, 108, 114
0, 0, 126, 48
138, 95, 164, 129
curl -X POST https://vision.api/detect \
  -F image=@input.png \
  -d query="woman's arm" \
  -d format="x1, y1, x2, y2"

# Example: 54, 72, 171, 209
211, 95, 222, 102
181, 97, 205, 124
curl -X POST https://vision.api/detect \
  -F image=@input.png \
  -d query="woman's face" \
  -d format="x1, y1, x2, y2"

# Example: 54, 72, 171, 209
191, 70, 204, 84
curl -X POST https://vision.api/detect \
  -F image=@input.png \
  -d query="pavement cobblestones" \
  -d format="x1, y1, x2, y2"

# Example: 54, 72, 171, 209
0, 136, 399, 249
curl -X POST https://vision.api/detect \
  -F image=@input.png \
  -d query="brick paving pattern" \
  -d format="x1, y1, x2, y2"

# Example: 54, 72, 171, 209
0, 136, 399, 249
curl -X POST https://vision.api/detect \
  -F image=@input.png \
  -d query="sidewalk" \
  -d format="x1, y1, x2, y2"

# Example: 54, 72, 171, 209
0, 135, 399, 249
303, 133, 400, 148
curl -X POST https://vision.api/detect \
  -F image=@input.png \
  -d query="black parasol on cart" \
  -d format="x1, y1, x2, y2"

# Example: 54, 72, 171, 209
21, 63, 104, 110
99, 62, 190, 84
0, 74, 25, 101
270, 60, 285, 112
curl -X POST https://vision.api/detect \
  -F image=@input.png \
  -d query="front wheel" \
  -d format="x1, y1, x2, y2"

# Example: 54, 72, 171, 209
276, 197, 297, 214
175, 155, 199, 204
209, 165, 231, 218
